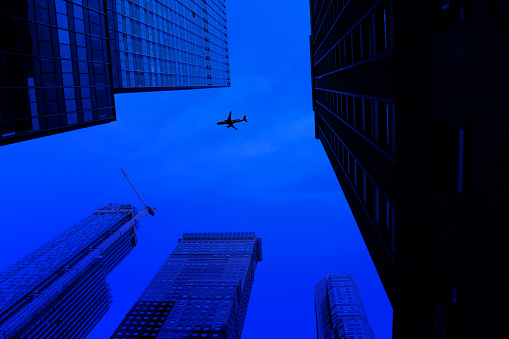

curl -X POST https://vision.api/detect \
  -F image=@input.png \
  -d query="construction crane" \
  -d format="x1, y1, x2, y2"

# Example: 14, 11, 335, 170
121, 168, 156, 216
0, 172, 156, 338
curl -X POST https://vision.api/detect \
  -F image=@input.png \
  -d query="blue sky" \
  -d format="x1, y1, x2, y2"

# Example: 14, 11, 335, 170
0, 0, 392, 338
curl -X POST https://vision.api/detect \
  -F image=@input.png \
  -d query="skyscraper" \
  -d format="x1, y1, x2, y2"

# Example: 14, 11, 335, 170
309, 0, 395, 304
107, 0, 230, 92
110, 232, 262, 339
0, 0, 115, 145
310, 0, 509, 338
0, 203, 149, 339
0, 0, 230, 146
314, 274, 374, 339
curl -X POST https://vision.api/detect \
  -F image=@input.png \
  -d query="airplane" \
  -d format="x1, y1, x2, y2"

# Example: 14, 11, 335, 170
216, 111, 247, 130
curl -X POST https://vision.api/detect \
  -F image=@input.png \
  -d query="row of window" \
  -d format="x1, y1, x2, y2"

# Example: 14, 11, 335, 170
317, 113, 395, 253
109, 1, 227, 56
113, 0, 227, 44
112, 12, 227, 55
116, 70, 228, 88
0, 107, 113, 138
112, 333, 223, 339
17, 259, 109, 339
312, 0, 350, 46
108, 24, 228, 88
114, 32, 227, 64
116, 51, 227, 76
314, 0, 392, 76
316, 89, 395, 156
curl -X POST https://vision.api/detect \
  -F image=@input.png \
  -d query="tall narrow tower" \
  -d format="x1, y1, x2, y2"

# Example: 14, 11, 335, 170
110, 232, 262, 339
314, 274, 374, 339
0, 203, 148, 339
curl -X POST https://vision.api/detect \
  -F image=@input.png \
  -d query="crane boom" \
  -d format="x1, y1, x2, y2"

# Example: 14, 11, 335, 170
121, 168, 156, 216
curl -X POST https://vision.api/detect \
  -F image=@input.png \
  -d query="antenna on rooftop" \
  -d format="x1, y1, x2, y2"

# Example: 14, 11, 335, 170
121, 168, 156, 216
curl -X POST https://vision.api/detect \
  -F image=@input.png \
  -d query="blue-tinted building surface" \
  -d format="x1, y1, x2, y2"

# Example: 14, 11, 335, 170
315, 274, 374, 339
0, 0, 230, 146
107, 0, 230, 92
0, 204, 143, 339
110, 232, 262, 339
0, 0, 115, 146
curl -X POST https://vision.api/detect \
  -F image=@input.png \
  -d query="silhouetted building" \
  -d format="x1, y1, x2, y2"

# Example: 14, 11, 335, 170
309, 1, 509, 338
110, 232, 262, 339
0, 204, 148, 339
0, 0, 229, 146
314, 274, 374, 339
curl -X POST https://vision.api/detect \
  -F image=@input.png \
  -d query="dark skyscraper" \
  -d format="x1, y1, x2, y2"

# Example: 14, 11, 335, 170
0, 0, 230, 146
0, 204, 149, 339
310, 0, 509, 338
110, 232, 262, 339
314, 274, 374, 339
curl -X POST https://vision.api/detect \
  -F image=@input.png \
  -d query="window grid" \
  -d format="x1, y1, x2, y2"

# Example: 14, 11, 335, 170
313, 0, 392, 77
107, 0, 229, 89
315, 88, 396, 157
317, 112, 395, 253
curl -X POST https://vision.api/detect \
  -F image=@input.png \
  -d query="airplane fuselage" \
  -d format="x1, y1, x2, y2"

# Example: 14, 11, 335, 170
216, 119, 244, 126
216, 113, 247, 130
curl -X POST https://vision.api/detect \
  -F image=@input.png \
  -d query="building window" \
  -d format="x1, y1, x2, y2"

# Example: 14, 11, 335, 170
365, 100, 375, 139
375, 2, 390, 54
377, 192, 388, 229
365, 176, 375, 217
344, 35, 351, 66
347, 95, 354, 125
348, 153, 355, 182
354, 97, 363, 129
352, 27, 361, 63
355, 162, 364, 197
361, 19, 372, 59
378, 102, 394, 152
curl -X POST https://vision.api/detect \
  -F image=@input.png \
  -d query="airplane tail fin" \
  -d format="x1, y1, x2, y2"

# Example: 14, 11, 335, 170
243, 115, 248, 122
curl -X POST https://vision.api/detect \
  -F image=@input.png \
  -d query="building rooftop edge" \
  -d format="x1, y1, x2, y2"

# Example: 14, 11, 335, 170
182, 232, 258, 240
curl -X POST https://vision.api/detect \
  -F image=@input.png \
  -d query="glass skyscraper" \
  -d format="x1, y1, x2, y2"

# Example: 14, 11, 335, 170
0, 203, 146, 339
314, 274, 374, 339
0, 0, 115, 146
110, 232, 262, 339
107, 0, 230, 92
0, 0, 230, 146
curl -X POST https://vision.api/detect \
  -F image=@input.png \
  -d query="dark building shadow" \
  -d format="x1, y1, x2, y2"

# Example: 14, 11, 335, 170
0, 1, 34, 136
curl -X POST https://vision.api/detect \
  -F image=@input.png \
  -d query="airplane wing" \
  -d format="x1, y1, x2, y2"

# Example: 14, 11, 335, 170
227, 111, 232, 121
232, 125, 238, 130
